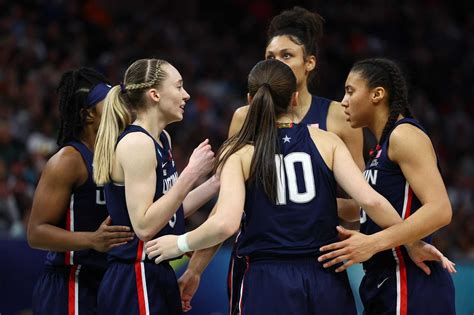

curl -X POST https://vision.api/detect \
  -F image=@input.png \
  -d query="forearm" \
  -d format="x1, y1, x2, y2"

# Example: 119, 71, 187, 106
186, 215, 236, 252
28, 224, 93, 251
370, 203, 450, 251
183, 176, 220, 218
135, 168, 200, 240
187, 244, 222, 275
362, 196, 403, 229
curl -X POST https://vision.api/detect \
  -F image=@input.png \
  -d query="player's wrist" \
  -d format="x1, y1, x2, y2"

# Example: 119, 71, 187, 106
177, 233, 191, 253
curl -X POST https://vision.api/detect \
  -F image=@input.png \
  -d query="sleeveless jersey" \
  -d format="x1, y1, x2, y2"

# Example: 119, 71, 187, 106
360, 118, 431, 270
236, 123, 338, 258
45, 141, 108, 269
104, 125, 185, 263
299, 95, 332, 130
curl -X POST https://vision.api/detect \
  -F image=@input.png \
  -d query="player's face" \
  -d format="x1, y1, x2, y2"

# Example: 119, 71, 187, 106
265, 35, 313, 90
341, 71, 373, 128
157, 63, 190, 124
91, 101, 104, 132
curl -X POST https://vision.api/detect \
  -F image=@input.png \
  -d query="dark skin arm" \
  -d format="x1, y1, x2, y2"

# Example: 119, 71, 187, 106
27, 146, 134, 253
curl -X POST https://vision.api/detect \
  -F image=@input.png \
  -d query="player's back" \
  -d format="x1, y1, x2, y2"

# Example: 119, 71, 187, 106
236, 123, 339, 258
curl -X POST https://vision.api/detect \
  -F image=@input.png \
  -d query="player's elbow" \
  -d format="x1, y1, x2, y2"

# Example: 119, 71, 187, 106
27, 225, 41, 249
360, 195, 383, 215
134, 228, 156, 242
216, 220, 240, 241
436, 199, 452, 228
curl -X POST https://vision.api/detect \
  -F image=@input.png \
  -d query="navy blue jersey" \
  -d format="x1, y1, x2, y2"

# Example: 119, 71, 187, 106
299, 95, 332, 130
360, 118, 432, 271
104, 125, 185, 263
236, 123, 338, 258
45, 141, 108, 269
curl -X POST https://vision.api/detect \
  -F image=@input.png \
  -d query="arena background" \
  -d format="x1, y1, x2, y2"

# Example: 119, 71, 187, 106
0, 0, 473, 314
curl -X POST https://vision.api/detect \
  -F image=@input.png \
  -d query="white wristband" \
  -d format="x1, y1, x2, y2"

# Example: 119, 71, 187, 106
177, 233, 191, 253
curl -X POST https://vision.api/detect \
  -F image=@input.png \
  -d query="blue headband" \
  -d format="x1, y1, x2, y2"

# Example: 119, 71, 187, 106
86, 82, 111, 108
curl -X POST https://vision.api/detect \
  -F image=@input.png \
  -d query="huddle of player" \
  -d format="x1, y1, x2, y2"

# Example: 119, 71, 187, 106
27, 6, 455, 315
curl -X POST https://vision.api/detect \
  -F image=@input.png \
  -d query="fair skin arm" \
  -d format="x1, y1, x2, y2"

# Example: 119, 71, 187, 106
145, 153, 245, 263
177, 107, 248, 311
162, 130, 220, 218
118, 134, 214, 241
315, 129, 404, 229
182, 175, 220, 218
27, 147, 134, 252
319, 124, 453, 271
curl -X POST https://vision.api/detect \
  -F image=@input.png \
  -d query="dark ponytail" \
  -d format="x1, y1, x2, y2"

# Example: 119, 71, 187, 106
215, 59, 296, 203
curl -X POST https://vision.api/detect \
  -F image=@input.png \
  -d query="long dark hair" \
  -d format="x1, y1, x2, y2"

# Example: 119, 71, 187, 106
57, 68, 109, 146
351, 58, 414, 145
215, 59, 296, 203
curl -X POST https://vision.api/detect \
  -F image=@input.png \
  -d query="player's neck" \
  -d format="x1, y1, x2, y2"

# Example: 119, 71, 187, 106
295, 87, 312, 122
133, 108, 166, 142
79, 127, 96, 152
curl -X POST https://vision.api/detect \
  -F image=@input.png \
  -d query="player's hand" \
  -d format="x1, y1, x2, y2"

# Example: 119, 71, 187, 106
145, 235, 182, 264
318, 226, 377, 272
405, 240, 456, 275
91, 216, 134, 252
178, 268, 201, 312
186, 139, 215, 179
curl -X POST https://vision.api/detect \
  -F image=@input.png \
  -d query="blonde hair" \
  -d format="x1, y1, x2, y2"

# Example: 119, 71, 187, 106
93, 58, 169, 185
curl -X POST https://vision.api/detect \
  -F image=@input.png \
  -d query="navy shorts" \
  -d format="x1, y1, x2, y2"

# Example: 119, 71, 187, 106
360, 259, 455, 315
238, 257, 356, 315
32, 265, 105, 315
97, 261, 181, 315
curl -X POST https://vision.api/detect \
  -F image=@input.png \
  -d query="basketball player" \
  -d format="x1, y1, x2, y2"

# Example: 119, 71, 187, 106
27, 68, 134, 315
318, 58, 455, 314
93, 58, 218, 314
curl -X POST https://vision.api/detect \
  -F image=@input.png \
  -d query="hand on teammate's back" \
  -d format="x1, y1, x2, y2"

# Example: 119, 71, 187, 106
91, 216, 134, 252
405, 240, 457, 275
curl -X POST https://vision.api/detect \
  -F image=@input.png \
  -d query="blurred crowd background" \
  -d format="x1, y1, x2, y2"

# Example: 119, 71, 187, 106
0, 0, 473, 260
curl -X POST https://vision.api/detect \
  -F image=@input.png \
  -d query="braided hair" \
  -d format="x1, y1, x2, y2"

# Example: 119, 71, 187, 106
57, 68, 109, 146
93, 58, 170, 185
351, 58, 414, 146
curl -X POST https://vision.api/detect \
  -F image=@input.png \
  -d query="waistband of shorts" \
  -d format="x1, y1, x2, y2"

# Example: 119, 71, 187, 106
43, 264, 106, 273
247, 255, 319, 263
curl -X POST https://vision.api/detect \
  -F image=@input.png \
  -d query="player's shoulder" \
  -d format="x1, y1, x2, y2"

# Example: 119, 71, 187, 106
308, 124, 341, 144
42, 146, 88, 185
231, 105, 250, 123
389, 122, 429, 148
388, 121, 433, 162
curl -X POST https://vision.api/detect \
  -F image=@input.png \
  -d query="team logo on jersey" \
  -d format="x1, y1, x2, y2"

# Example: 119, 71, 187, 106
282, 135, 291, 143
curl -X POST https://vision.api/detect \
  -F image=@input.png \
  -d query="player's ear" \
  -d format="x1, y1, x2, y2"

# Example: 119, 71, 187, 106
81, 108, 94, 124
247, 92, 252, 104
291, 91, 299, 107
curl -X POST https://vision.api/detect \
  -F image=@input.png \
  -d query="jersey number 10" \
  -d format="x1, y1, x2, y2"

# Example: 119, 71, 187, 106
275, 152, 316, 205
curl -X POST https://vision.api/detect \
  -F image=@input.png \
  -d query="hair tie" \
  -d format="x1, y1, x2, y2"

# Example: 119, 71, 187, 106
261, 82, 271, 90
119, 82, 126, 94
